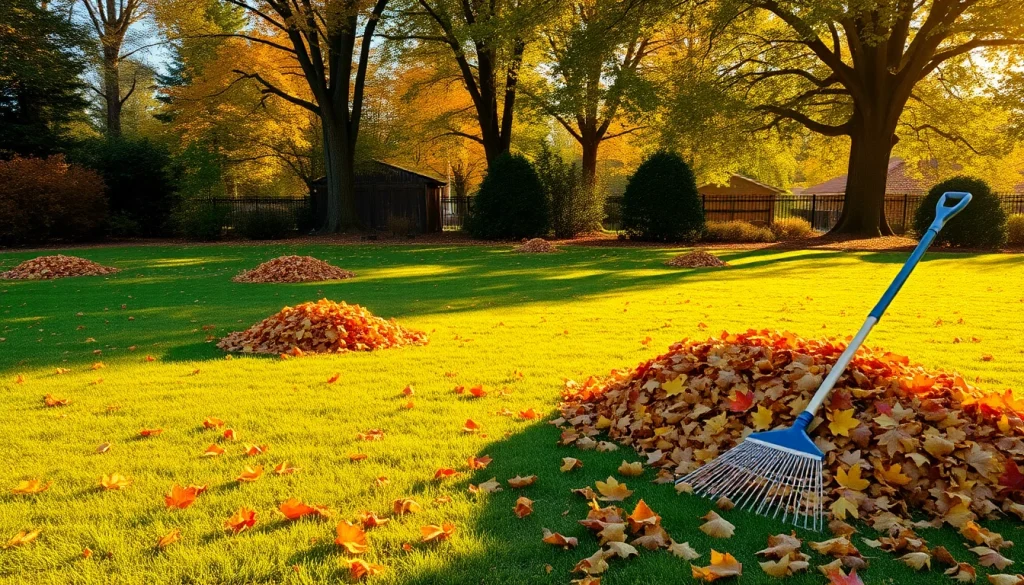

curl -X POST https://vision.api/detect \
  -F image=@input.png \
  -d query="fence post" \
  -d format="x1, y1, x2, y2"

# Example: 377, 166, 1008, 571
811, 194, 817, 230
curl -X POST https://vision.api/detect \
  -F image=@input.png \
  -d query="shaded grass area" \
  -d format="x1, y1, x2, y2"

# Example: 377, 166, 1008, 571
0, 243, 1022, 584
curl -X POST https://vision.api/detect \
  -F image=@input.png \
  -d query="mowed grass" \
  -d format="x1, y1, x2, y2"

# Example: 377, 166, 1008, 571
1, 243, 1022, 585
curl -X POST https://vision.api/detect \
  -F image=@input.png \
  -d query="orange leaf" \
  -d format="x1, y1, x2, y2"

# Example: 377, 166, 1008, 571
403, 400, 414, 409
82, 547, 92, 558
420, 522, 456, 542
43, 394, 70, 407
348, 559, 385, 580
692, 550, 743, 582
469, 385, 487, 398
223, 428, 237, 441
462, 419, 480, 432
514, 497, 534, 518
335, 521, 368, 554
541, 529, 578, 548
627, 499, 661, 533
393, 498, 421, 515
728, 390, 755, 412
357, 511, 390, 528
402, 385, 414, 396
202, 444, 225, 457
467, 455, 492, 469
11, 479, 51, 495
274, 461, 299, 475
235, 465, 263, 483
279, 498, 327, 520
507, 475, 537, 488
202, 417, 225, 429
349, 453, 369, 462
519, 408, 538, 420
225, 507, 257, 534
156, 528, 181, 549
164, 484, 201, 509
326, 372, 341, 384
244, 444, 269, 457
140, 428, 164, 437
99, 473, 131, 490
434, 468, 459, 480
4, 529, 41, 548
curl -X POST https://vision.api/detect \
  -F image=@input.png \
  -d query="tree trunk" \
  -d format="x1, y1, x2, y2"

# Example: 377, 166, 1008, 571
321, 118, 343, 233
102, 45, 122, 137
829, 115, 896, 237
580, 137, 599, 190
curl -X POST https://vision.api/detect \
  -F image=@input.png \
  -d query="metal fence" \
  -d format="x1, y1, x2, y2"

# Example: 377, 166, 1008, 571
190, 196, 312, 231
603, 193, 1024, 234
441, 196, 474, 231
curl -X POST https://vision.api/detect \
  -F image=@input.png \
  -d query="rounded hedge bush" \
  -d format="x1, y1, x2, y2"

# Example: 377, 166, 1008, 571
467, 152, 549, 240
621, 151, 703, 241
1007, 214, 1024, 246
913, 176, 1006, 248
0, 156, 107, 245
235, 208, 296, 240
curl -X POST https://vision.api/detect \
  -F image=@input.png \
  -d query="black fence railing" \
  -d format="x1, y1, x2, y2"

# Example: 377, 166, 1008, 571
441, 196, 474, 231
190, 196, 313, 232
602, 193, 1024, 235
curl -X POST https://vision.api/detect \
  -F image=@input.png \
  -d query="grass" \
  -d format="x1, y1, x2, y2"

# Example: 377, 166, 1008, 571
0, 243, 1022, 585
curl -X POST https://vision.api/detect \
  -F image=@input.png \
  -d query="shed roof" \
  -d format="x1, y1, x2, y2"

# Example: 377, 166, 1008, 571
312, 160, 447, 187
803, 158, 925, 195
697, 173, 786, 194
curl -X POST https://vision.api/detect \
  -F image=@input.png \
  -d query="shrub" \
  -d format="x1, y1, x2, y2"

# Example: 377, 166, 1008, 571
106, 212, 142, 238
621, 151, 703, 241
235, 208, 296, 240
0, 156, 107, 245
466, 152, 549, 240
1008, 214, 1024, 246
71, 137, 180, 236
703, 220, 776, 243
388, 215, 415, 236
173, 201, 229, 241
912, 176, 1006, 248
535, 142, 601, 238
771, 217, 813, 239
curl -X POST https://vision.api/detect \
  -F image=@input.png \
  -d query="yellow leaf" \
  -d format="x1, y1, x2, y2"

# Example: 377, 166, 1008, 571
830, 496, 859, 520
662, 376, 687, 396
751, 406, 773, 430
828, 409, 860, 436
835, 464, 869, 491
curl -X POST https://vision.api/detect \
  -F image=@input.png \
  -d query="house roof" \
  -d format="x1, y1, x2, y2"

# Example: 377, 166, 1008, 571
698, 173, 786, 194
373, 160, 447, 185
802, 158, 925, 195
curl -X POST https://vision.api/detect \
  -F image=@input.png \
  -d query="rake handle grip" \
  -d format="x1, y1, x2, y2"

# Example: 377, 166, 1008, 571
800, 191, 972, 420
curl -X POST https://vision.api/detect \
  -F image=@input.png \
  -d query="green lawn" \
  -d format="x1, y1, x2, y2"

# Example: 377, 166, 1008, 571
1, 243, 1022, 585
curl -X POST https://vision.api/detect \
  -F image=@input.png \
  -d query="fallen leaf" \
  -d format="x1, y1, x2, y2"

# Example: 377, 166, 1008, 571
595, 476, 633, 501
462, 419, 480, 432
357, 511, 389, 528
434, 468, 459, 480
760, 553, 809, 577
561, 457, 584, 472
139, 428, 163, 437
468, 455, 492, 469
420, 522, 456, 542
202, 417, 225, 429
274, 461, 299, 475
202, 444, 225, 457
692, 550, 743, 582
699, 511, 735, 538
335, 521, 368, 554
99, 473, 131, 490
164, 484, 201, 509
829, 409, 860, 436
970, 546, 1015, 570
4, 529, 41, 548
393, 498, 421, 515
617, 461, 644, 477
669, 540, 701, 560
156, 529, 181, 549
542, 528, 578, 549
235, 466, 263, 482
507, 475, 537, 488
224, 507, 257, 534
11, 479, 51, 495
470, 478, 502, 494
836, 464, 870, 491
899, 551, 931, 570
348, 559, 385, 580
514, 497, 534, 518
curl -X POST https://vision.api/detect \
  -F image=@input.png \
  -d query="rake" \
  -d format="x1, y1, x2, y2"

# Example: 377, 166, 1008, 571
675, 191, 973, 531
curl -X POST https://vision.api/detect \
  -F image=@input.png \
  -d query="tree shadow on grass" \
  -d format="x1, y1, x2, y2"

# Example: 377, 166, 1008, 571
387, 420, 1024, 585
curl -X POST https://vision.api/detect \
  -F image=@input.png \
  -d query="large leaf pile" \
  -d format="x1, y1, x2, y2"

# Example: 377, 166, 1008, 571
665, 250, 728, 268
0, 255, 119, 280
558, 330, 1024, 528
514, 238, 558, 253
232, 255, 354, 283
218, 299, 428, 354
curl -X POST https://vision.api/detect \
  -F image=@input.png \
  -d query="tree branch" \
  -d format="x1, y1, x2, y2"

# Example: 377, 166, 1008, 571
232, 70, 319, 113
756, 105, 852, 136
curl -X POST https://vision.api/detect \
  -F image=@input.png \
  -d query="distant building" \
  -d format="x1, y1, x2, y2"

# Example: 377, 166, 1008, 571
802, 158, 925, 195
697, 174, 786, 196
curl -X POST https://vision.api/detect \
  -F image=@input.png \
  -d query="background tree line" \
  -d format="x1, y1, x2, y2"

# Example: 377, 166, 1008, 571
3, 0, 1024, 239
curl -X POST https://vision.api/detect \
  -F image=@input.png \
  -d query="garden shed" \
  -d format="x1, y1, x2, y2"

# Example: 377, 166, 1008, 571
310, 161, 447, 233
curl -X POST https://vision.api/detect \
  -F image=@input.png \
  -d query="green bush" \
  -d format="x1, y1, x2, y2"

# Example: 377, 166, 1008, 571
1008, 214, 1024, 246
106, 212, 142, 238
703, 220, 776, 243
234, 208, 296, 240
535, 142, 600, 238
0, 156, 107, 245
71, 137, 180, 236
771, 217, 813, 239
621, 151, 703, 241
173, 202, 229, 241
466, 152, 549, 240
913, 176, 1006, 248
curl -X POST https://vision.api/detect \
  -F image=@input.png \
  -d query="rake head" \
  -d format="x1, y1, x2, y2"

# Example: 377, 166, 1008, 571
676, 413, 825, 531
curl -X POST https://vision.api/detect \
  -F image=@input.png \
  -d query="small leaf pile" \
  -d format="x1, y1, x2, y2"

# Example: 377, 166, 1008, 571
218, 299, 428, 354
232, 255, 355, 283
665, 250, 728, 268
514, 238, 558, 253
558, 330, 1024, 526
0, 255, 119, 280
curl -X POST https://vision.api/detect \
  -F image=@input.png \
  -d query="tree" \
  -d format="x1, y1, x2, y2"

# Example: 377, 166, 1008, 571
0, 0, 89, 157
385, 0, 555, 165
726, 0, 1024, 236
79, 0, 146, 137
527, 0, 668, 187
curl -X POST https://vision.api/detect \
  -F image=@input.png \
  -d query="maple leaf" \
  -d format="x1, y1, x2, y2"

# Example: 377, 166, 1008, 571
617, 461, 644, 477
467, 455, 492, 469
223, 428, 237, 441
830, 497, 859, 520
899, 551, 931, 570
326, 373, 341, 384
462, 419, 480, 432
156, 529, 181, 549
513, 497, 534, 518
508, 475, 537, 488
335, 521, 368, 554
140, 428, 164, 437
986, 575, 1024, 585
11, 479, 51, 495
519, 408, 538, 420
828, 409, 859, 436
541, 529, 578, 548
235, 465, 264, 482
224, 507, 257, 534
349, 453, 369, 462
824, 568, 865, 585
434, 468, 459, 480
43, 394, 70, 407
348, 559, 386, 580
699, 511, 735, 538
279, 498, 327, 521
274, 461, 299, 475
561, 457, 584, 472
662, 376, 687, 397
357, 511, 389, 528
627, 500, 660, 533
202, 444, 225, 457
751, 405, 773, 430
728, 390, 755, 412
164, 484, 201, 509
4, 529, 41, 548
998, 459, 1024, 493
469, 478, 502, 494
945, 563, 977, 582
393, 498, 421, 515
573, 549, 612, 575
760, 553, 809, 577
669, 540, 700, 560
877, 464, 912, 486
970, 546, 1015, 570
757, 532, 803, 559
835, 464, 870, 491
420, 522, 456, 542
692, 550, 742, 582
99, 473, 131, 490
595, 477, 633, 501
202, 417, 225, 429
244, 444, 269, 457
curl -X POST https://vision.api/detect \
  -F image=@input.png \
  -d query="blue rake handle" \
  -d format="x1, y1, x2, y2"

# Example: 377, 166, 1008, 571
796, 191, 972, 426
